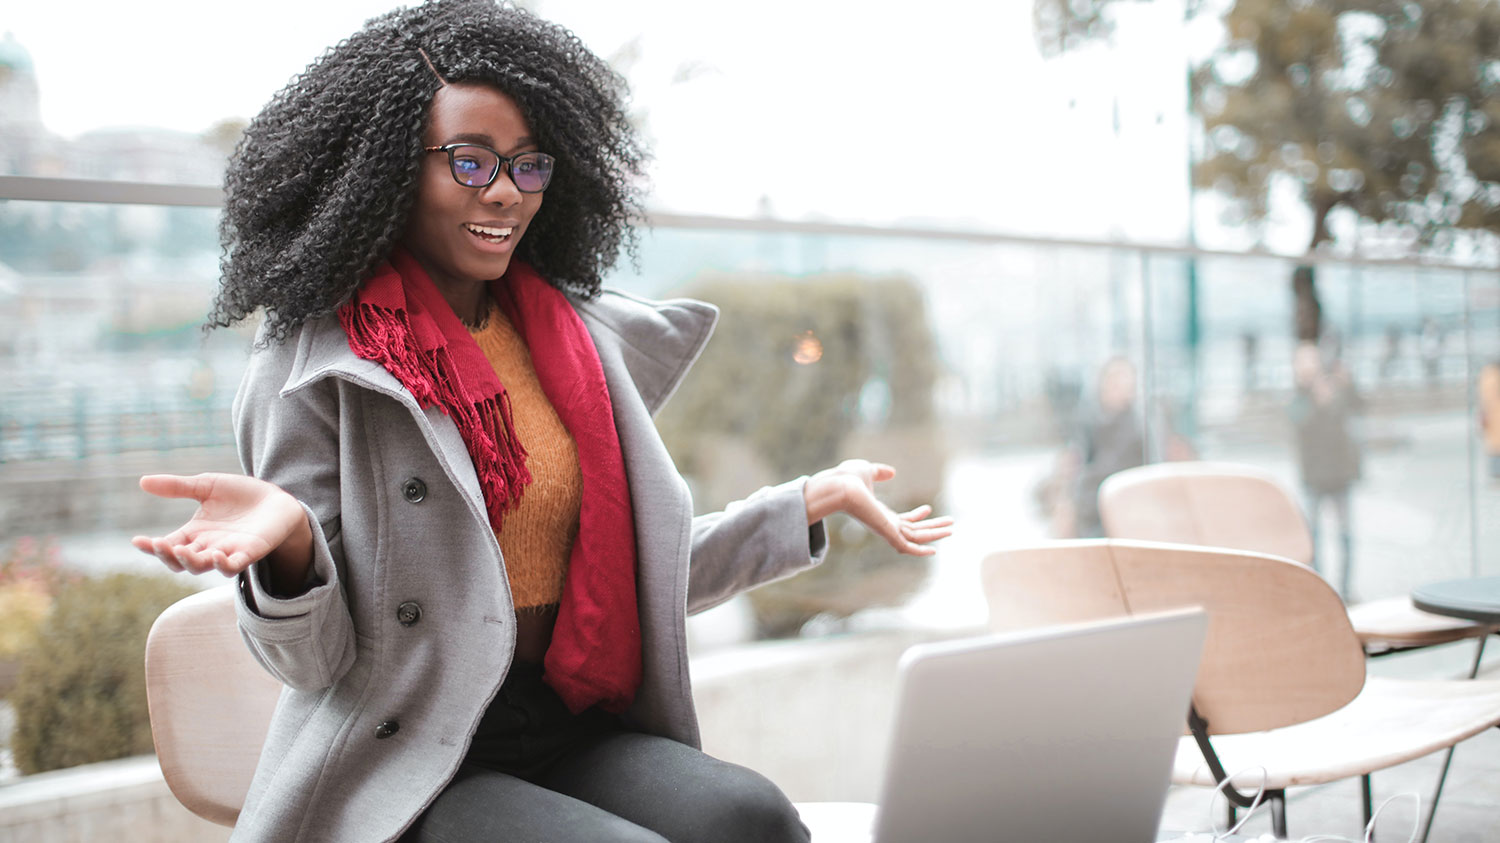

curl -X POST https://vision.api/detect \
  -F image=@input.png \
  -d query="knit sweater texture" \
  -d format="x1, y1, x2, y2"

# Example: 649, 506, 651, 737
469, 302, 582, 611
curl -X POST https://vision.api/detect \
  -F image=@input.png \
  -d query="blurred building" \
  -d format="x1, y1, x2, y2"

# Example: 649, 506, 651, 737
0, 31, 58, 176
0, 32, 226, 182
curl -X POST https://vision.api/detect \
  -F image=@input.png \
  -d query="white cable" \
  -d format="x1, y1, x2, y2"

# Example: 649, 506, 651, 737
1363, 791, 1421, 843
1193, 773, 1420, 843
1210, 767, 1268, 841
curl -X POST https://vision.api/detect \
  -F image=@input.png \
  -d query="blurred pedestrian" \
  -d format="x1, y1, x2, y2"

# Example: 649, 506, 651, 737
1420, 318, 1445, 386
1290, 341, 1363, 599
1479, 360, 1500, 480
1066, 357, 1146, 538
1379, 323, 1402, 381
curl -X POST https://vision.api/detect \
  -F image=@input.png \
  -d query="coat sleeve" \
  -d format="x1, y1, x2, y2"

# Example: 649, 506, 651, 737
685, 477, 829, 615
230, 336, 357, 692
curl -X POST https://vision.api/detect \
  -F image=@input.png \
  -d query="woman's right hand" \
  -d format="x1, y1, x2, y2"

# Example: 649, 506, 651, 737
131, 473, 312, 579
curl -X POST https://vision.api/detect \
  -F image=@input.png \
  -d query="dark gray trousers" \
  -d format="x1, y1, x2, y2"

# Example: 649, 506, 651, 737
400, 661, 810, 843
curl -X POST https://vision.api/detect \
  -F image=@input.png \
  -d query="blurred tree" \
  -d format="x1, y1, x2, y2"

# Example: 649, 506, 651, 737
657, 273, 944, 638
201, 118, 249, 159
1035, 0, 1500, 341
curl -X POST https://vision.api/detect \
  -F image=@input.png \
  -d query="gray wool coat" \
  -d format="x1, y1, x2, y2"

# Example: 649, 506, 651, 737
228, 289, 828, 843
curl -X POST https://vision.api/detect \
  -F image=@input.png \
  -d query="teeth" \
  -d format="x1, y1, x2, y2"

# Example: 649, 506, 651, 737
465, 223, 513, 237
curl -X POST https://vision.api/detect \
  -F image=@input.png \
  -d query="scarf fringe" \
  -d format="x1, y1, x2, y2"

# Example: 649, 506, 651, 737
339, 301, 532, 526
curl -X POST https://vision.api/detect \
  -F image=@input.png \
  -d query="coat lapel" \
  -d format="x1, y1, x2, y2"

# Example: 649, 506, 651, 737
278, 314, 487, 509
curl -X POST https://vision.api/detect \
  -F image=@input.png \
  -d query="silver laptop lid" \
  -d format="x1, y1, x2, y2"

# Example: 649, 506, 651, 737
872, 608, 1208, 843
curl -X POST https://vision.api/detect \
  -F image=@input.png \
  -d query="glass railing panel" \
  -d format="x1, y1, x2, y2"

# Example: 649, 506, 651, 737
0, 199, 243, 472
1144, 253, 1484, 600
0, 197, 242, 784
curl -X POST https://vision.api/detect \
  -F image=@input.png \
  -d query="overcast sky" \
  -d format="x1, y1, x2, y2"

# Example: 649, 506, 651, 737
4, 0, 1271, 248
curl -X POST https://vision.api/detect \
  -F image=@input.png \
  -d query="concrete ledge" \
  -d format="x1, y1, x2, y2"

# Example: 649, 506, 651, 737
0, 627, 974, 840
0, 755, 230, 843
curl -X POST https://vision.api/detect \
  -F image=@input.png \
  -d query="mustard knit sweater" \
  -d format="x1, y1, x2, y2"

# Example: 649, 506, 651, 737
468, 303, 582, 612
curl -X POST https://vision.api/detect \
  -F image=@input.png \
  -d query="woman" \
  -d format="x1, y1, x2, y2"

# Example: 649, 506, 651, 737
131, 2, 951, 841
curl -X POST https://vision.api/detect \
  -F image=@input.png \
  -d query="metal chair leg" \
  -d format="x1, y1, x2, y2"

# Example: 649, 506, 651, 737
1363, 774, 1375, 841
1418, 745, 1459, 843
1466, 634, 1488, 680
1269, 790, 1287, 839
1421, 635, 1492, 843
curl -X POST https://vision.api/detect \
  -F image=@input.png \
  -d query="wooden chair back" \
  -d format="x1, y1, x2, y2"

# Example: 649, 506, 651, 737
982, 540, 1365, 735
144, 585, 283, 826
1097, 462, 1314, 566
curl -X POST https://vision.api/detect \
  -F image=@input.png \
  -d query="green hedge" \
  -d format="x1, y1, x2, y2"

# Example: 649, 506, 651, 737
10, 573, 197, 774
658, 272, 944, 637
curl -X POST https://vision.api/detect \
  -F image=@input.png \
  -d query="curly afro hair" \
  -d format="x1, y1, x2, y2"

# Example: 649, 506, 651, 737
209, 0, 646, 341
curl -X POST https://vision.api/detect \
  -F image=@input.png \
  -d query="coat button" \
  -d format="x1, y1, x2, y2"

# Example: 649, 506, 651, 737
397, 601, 422, 626
374, 720, 399, 739
401, 477, 427, 503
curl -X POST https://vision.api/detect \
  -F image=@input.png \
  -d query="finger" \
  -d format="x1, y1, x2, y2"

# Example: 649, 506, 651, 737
870, 463, 897, 483
175, 546, 216, 575
898, 504, 933, 520
210, 548, 239, 576
891, 539, 937, 557
133, 535, 183, 572
903, 515, 955, 529
902, 526, 955, 544
146, 538, 186, 573
139, 473, 214, 502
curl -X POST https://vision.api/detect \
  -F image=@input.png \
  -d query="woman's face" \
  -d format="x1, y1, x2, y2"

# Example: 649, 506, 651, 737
402, 83, 544, 292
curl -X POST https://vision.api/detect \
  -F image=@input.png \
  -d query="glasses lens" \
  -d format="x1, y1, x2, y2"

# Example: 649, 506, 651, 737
450, 145, 500, 187
509, 153, 555, 193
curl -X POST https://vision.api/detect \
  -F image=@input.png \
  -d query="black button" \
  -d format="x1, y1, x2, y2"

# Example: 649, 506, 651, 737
374, 720, 399, 739
397, 601, 422, 626
401, 478, 427, 503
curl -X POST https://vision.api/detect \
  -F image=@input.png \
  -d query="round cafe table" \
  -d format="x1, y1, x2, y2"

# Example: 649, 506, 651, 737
1411, 575, 1500, 625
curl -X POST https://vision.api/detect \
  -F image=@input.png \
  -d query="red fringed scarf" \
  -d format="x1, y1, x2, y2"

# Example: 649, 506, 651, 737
339, 249, 642, 714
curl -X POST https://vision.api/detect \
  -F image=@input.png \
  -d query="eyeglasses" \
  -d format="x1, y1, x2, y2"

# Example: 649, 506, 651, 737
423, 144, 555, 193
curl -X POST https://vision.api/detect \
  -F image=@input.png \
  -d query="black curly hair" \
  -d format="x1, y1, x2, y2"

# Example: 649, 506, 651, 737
209, 0, 646, 341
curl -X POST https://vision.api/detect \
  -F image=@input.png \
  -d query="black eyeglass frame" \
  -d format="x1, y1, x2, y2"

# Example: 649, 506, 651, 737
423, 143, 556, 193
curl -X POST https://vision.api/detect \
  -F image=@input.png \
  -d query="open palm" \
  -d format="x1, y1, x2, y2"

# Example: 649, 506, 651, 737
807, 459, 954, 556
131, 473, 304, 576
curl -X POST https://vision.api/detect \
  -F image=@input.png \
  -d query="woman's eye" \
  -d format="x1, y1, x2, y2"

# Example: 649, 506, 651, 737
514, 160, 536, 173
454, 157, 482, 172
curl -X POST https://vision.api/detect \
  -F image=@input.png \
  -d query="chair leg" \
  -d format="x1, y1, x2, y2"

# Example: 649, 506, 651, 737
1362, 774, 1374, 841
1466, 634, 1488, 680
1269, 790, 1287, 839
1419, 747, 1459, 843
1421, 635, 1490, 843
1226, 803, 1236, 832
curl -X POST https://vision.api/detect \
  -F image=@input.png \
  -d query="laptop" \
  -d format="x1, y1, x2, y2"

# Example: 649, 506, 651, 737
868, 608, 1208, 843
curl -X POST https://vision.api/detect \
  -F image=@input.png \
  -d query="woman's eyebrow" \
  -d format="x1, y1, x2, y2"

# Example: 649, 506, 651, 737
442, 133, 538, 154
444, 132, 495, 145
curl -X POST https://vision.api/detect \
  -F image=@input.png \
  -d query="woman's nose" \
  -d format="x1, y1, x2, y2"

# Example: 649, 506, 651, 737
478, 166, 525, 205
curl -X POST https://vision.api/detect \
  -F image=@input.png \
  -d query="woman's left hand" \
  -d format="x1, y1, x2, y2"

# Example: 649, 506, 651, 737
803, 459, 954, 556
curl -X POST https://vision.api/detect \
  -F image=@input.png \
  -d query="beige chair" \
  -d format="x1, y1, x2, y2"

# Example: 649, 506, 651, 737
144, 585, 875, 840
982, 539, 1500, 840
1097, 461, 1495, 660
144, 585, 281, 825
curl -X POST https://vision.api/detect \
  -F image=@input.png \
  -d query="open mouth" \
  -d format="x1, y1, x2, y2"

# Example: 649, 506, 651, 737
464, 223, 514, 245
